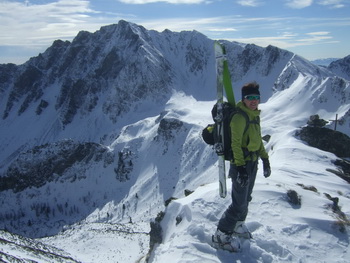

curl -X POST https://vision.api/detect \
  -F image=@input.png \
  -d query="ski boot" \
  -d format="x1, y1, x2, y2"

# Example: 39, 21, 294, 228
212, 229, 241, 252
233, 221, 252, 239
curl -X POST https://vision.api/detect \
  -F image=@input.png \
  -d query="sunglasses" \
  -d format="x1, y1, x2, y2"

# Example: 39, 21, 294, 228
244, 95, 260, 101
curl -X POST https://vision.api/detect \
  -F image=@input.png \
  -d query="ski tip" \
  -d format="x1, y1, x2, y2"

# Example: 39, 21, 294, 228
214, 41, 226, 53
219, 192, 227, 198
219, 182, 227, 198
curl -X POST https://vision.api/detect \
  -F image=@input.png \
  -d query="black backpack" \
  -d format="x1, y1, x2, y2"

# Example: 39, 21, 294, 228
202, 102, 253, 161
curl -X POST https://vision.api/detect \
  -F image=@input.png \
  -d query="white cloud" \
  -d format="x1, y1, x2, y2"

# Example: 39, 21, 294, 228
208, 28, 237, 32
236, 0, 264, 7
224, 30, 336, 50
0, 0, 102, 46
298, 31, 333, 44
318, 0, 346, 8
118, 0, 207, 4
305, 31, 330, 36
285, 0, 313, 9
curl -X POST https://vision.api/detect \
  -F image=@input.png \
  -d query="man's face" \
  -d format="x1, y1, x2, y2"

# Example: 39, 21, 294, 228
243, 95, 260, 110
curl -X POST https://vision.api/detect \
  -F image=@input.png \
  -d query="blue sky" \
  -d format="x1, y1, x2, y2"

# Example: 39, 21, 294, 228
0, 0, 349, 64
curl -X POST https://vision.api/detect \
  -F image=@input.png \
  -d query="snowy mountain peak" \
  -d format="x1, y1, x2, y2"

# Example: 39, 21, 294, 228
0, 20, 350, 262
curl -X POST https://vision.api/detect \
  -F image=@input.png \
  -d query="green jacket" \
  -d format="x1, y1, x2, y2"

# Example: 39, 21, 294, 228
230, 101, 268, 166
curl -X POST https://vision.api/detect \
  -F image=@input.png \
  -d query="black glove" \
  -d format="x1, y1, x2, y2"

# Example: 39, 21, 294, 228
262, 158, 271, 178
236, 165, 249, 187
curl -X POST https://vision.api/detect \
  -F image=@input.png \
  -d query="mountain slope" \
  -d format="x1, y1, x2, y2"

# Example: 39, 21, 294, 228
0, 20, 349, 262
148, 86, 350, 262
42, 92, 350, 263
0, 230, 80, 262
328, 55, 350, 81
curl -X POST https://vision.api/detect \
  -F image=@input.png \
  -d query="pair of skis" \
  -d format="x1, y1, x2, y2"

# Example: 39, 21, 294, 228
214, 41, 235, 198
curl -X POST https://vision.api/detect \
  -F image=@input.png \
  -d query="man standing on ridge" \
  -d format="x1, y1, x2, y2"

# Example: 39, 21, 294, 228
212, 82, 271, 252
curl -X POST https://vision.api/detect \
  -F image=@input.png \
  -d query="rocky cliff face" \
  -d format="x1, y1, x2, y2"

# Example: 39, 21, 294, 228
0, 140, 113, 193
1, 21, 173, 125
328, 55, 350, 81
297, 126, 350, 158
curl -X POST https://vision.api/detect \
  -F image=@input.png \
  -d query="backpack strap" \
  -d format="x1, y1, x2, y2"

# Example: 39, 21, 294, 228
234, 108, 250, 135
236, 108, 260, 131
235, 109, 260, 159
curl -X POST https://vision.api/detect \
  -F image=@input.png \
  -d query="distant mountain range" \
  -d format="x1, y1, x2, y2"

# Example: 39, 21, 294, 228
311, 58, 339, 66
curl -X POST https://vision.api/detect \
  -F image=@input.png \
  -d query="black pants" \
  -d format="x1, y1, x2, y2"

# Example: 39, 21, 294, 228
217, 160, 258, 233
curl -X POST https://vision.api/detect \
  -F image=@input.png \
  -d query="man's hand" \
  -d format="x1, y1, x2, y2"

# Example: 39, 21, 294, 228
262, 158, 271, 178
236, 165, 249, 187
